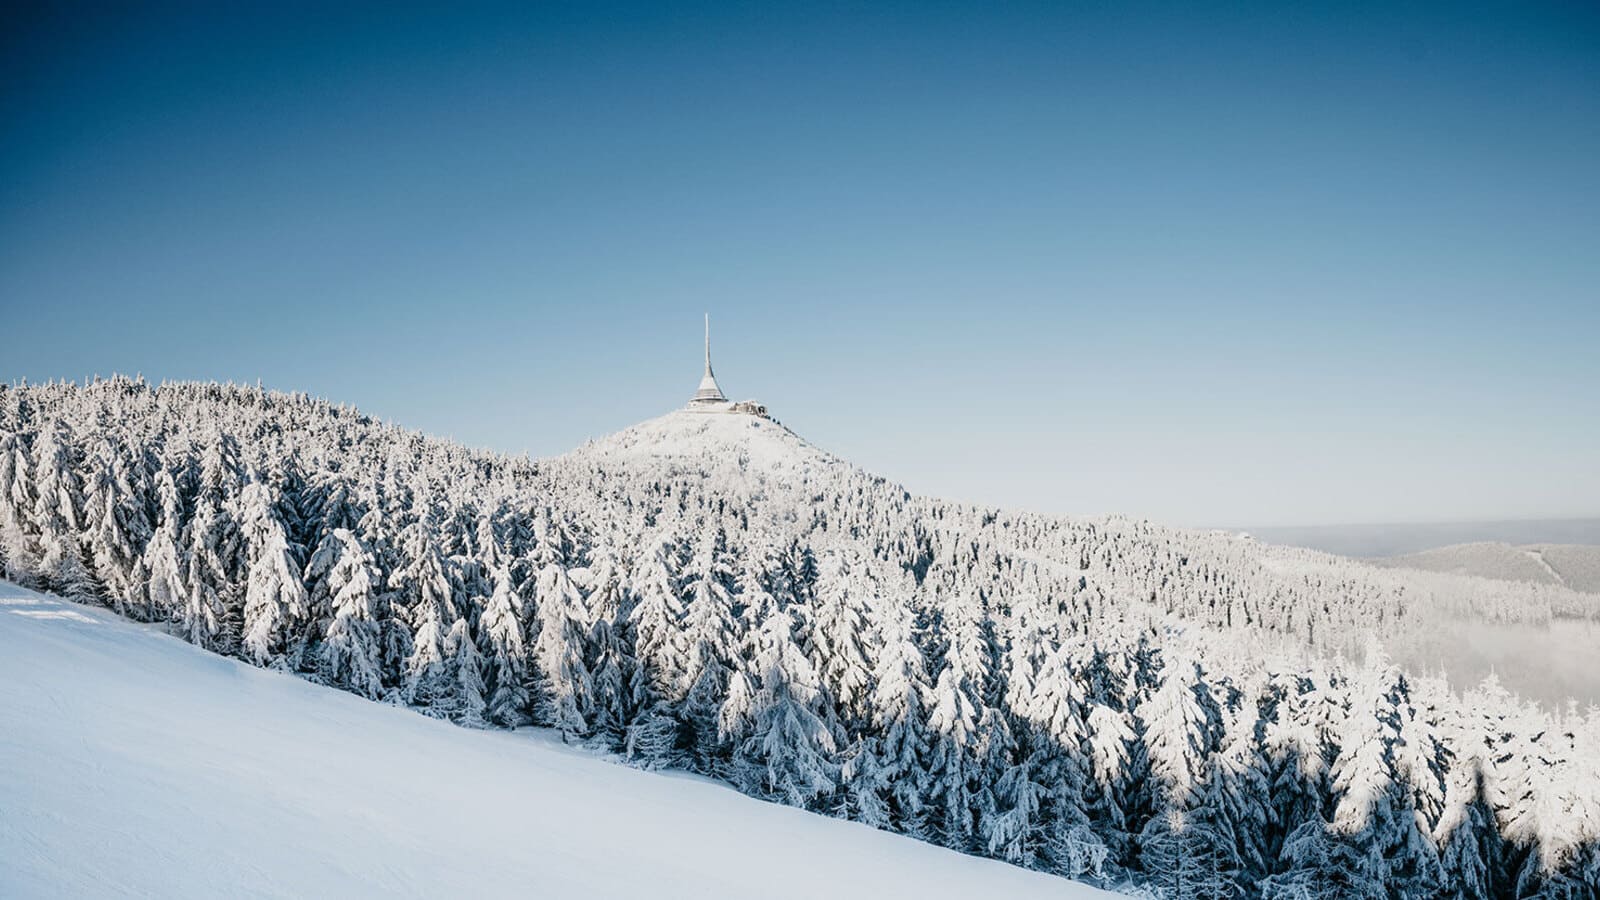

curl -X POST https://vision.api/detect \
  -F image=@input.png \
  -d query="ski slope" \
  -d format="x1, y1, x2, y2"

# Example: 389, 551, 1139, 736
0, 580, 1108, 899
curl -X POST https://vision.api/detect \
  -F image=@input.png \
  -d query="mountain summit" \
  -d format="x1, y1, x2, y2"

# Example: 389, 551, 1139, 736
568, 317, 829, 482
571, 409, 837, 481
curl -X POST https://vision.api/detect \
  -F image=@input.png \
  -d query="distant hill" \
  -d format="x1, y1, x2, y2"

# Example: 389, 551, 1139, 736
1245, 518, 1600, 558
1373, 542, 1600, 594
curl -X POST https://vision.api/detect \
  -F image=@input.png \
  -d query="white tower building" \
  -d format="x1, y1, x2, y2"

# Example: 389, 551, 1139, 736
690, 313, 728, 405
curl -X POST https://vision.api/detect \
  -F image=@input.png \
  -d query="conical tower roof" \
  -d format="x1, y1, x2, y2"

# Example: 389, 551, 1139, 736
691, 314, 727, 404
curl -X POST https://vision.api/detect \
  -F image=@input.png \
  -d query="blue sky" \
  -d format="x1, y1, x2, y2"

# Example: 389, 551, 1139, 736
3, 1, 1596, 527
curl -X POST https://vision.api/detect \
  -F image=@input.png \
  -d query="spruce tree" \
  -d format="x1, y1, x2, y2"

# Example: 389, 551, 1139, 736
1328, 650, 1441, 896
397, 519, 461, 712
806, 551, 875, 727
81, 437, 151, 615
180, 435, 244, 652
31, 421, 97, 602
306, 528, 384, 699
735, 606, 836, 807
530, 523, 593, 738
581, 547, 637, 742
141, 467, 188, 624
239, 476, 308, 668
445, 616, 488, 727
679, 527, 735, 769
860, 592, 932, 833
479, 564, 531, 726
629, 535, 688, 700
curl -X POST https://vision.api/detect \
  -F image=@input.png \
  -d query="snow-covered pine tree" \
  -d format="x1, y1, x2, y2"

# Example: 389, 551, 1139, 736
1260, 817, 1360, 900
734, 605, 837, 808
581, 546, 639, 741
141, 466, 188, 624
1192, 681, 1273, 889
529, 514, 593, 739
80, 437, 151, 616
679, 526, 736, 770
853, 586, 932, 833
1011, 639, 1104, 878
806, 550, 876, 729
624, 533, 689, 767
1464, 673, 1533, 869
238, 475, 309, 668
1509, 710, 1592, 897
357, 505, 412, 687
1138, 648, 1221, 817
1137, 808, 1239, 900
716, 552, 778, 764
1397, 675, 1452, 841
444, 615, 488, 727
1075, 640, 1139, 858
30, 420, 97, 602
396, 518, 462, 713
180, 434, 245, 651
1262, 669, 1334, 870
1327, 646, 1441, 897
305, 528, 385, 699
1434, 755, 1503, 900
1086, 700, 1137, 866
0, 425, 42, 585
479, 563, 531, 726
628, 534, 688, 700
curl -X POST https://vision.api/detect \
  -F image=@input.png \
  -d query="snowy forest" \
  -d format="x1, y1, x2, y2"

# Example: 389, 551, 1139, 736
1, 376, 1597, 899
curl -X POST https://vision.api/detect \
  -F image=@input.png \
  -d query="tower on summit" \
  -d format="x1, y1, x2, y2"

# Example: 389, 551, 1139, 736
690, 314, 728, 405
687, 315, 770, 418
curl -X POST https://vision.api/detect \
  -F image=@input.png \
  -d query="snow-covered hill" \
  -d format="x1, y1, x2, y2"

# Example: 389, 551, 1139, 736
1245, 517, 1600, 558
1540, 544, 1600, 593
574, 408, 826, 465
568, 407, 1600, 705
566, 408, 849, 489
1376, 541, 1562, 585
1373, 541, 1600, 593
0, 579, 1107, 899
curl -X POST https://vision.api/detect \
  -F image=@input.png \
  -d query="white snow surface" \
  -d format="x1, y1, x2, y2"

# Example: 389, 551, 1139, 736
0, 579, 1108, 899
568, 408, 844, 483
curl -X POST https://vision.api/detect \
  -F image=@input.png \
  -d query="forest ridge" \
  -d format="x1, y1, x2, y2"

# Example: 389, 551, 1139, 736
1, 376, 1596, 897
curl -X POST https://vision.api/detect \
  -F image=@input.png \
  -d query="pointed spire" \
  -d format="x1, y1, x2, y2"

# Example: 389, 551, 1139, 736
691, 313, 727, 404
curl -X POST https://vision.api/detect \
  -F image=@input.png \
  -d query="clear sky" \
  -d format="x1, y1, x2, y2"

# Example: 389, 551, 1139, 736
2, 1, 1596, 528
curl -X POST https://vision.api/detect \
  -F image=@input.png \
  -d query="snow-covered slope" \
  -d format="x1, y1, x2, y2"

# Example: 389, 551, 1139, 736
0, 579, 1108, 900
1373, 541, 1600, 593
567, 408, 844, 483
1539, 544, 1600, 593
1373, 541, 1563, 585
1245, 517, 1600, 558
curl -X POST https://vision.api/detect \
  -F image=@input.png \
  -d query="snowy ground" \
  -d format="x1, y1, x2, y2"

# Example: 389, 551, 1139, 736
0, 580, 1107, 899
568, 407, 844, 486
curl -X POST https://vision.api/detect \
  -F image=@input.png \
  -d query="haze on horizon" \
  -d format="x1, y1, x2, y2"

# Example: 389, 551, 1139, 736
3, 1, 1596, 529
